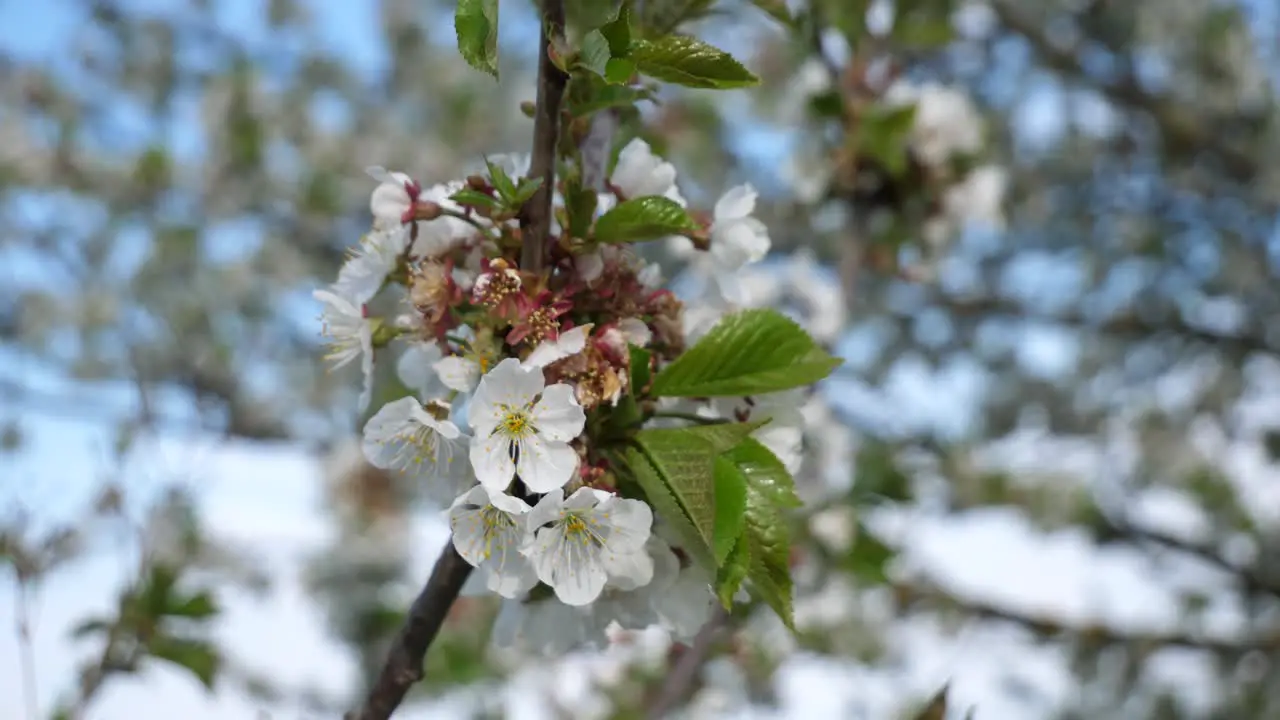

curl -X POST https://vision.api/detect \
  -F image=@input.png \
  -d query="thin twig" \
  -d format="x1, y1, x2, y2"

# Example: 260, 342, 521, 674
1108, 521, 1280, 599
645, 605, 731, 719
15, 581, 40, 720
520, 0, 568, 272
347, 544, 473, 720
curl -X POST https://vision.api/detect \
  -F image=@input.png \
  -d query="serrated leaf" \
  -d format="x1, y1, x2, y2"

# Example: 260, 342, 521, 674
629, 344, 652, 396
624, 447, 712, 566
511, 176, 545, 205
715, 533, 749, 607
632, 423, 758, 561
485, 157, 518, 202
149, 636, 221, 690
651, 309, 842, 397
712, 455, 747, 563
455, 0, 499, 78
742, 479, 793, 628
595, 196, 697, 243
726, 438, 801, 509
605, 57, 636, 85
451, 188, 499, 209
631, 36, 758, 89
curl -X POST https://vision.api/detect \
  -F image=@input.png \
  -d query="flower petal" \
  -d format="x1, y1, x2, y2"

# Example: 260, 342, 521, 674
514, 434, 579, 494
596, 495, 652, 553
523, 325, 591, 370
361, 397, 420, 469
485, 558, 539, 598
433, 355, 481, 394
530, 384, 586, 442
603, 548, 654, 591
529, 525, 608, 606
470, 430, 517, 492
448, 486, 497, 567
713, 183, 757, 223
525, 488, 565, 532
617, 318, 652, 347
478, 357, 545, 409
398, 342, 445, 397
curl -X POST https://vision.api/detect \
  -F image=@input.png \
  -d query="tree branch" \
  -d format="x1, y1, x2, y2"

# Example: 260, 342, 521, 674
1104, 521, 1280, 600
347, 544, 473, 720
520, 0, 568, 272
645, 605, 731, 719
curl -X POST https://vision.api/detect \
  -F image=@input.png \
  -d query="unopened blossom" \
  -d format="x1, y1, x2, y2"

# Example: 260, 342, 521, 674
362, 396, 470, 505
523, 324, 592, 370
367, 166, 420, 230
449, 485, 538, 598
469, 358, 585, 493
523, 487, 654, 606
314, 288, 376, 410
610, 138, 685, 204
334, 227, 407, 304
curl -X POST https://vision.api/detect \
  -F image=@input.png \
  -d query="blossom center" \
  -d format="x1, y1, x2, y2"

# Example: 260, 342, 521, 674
498, 407, 533, 438
562, 513, 603, 548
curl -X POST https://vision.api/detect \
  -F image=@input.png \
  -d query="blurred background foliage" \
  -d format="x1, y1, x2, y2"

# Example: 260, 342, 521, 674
3, 0, 1280, 718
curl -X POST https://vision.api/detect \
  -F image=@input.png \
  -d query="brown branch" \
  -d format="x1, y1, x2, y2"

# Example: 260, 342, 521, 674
520, 0, 568, 272
347, 544, 473, 720
895, 581, 1280, 655
645, 605, 731, 719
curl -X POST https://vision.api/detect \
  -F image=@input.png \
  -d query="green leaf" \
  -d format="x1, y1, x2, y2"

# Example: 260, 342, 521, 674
715, 533, 749, 607
712, 455, 747, 563
578, 30, 612, 76
624, 447, 711, 566
565, 0, 617, 32
631, 423, 759, 562
605, 57, 636, 85
630, 36, 759, 89
455, 0, 499, 78
485, 157, 519, 202
149, 636, 221, 690
595, 196, 697, 243
600, 5, 632, 56
511, 176, 545, 205
629, 344, 652, 396
742, 477, 794, 628
166, 590, 218, 619
651, 309, 842, 397
750, 0, 795, 26
856, 104, 917, 178
726, 437, 801, 509
567, 75, 651, 116
451, 188, 499, 209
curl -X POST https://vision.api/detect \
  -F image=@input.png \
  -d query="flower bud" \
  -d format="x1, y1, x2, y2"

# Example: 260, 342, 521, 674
412, 200, 443, 221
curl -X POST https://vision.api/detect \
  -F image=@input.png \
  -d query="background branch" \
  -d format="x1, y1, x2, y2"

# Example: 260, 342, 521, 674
645, 605, 731, 719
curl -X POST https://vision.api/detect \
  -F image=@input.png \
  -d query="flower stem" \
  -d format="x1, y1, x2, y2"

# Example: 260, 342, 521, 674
439, 208, 498, 240
519, 0, 568, 273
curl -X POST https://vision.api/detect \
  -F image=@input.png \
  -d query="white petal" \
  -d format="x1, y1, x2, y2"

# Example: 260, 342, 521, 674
529, 524, 608, 606
448, 486, 497, 567
313, 288, 361, 318
603, 548, 654, 591
485, 559, 539, 598
637, 263, 662, 289
563, 486, 609, 510
576, 251, 604, 284
525, 488, 565, 532
713, 183, 757, 223
397, 342, 445, 397
514, 434, 579, 494
470, 431, 517, 492
530, 384, 586, 442
523, 325, 591, 370
358, 324, 375, 412
477, 358, 544, 410
617, 318, 652, 347
486, 487, 532, 515
370, 182, 411, 227
433, 355, 481, 393
596, 495, 652, 553
361, 397, 420, 469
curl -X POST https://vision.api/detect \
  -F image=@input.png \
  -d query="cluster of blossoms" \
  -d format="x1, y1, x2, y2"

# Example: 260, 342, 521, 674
314, 138, 782, 647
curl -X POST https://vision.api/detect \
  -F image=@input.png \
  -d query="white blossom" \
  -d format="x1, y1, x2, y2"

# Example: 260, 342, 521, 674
523, 487, 654, 606
412, 180, 475, 258
493, 596, 596, 655
884, 81, 984, 169
397, 341, 447, 399
367, 166, 416, 230
523, 324, 592, 370
361, 396, 470, 505
672, 184, 771, 304
334, 227, 407, 304
468, 358, 585, 493
713, 390, 806, 473
449, 485, 539, 598
617, 318, 652, 347
314, 287, 375, 410
943, 164, 1006, 229
651, 561, 717, 640
610, 138, 685, 204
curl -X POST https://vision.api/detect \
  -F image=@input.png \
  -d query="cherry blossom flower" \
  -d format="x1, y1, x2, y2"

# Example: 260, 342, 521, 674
361, 396, 471, 506
314, 287, 376, 410
449, 485, 538, 598
609, 138, 685, 204
523, 487, 654, 606
468, 358, 585, 493
367, 166, 420, 230
334, 227, 407, 304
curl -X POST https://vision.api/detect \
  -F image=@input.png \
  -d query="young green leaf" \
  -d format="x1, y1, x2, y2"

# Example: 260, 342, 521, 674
578, 30, 612, 76
455, 0, 500, 78
485, 157, 519, 202
650, 308, 842, 397
624, 446, 713, 567
629, 344, 652, 396
630, 36, 759, 89
631, 422, 758, 561
726, 437, 801, 509
165, 589, 218, 619
604, 57, 636, 85
511, 176, 545, 205
715, 533, 749, 607
720, 437, 798, 627
712, 455, 748, 563
600, 4, 632, 56
595, 196, 697, 243
451, 188, 499, 209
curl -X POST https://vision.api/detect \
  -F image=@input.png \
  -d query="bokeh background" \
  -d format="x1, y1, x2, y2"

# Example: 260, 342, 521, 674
4, 0, 1280, 718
